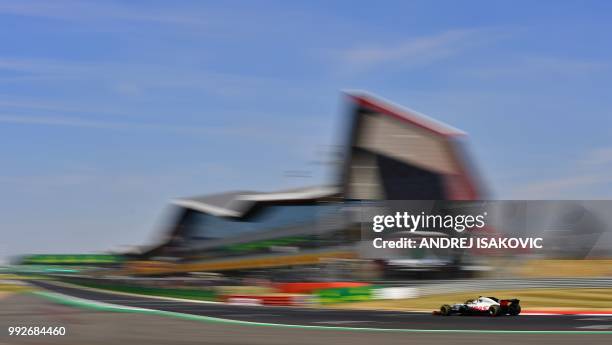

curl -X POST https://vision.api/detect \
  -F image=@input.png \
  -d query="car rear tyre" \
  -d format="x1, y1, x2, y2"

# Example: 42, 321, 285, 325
509, 304, 521, 316
440, 304, 452, 316
488, 305, 501, 317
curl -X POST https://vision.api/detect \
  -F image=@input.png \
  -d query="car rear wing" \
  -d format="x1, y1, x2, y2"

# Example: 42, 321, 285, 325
500, 299, 520, 307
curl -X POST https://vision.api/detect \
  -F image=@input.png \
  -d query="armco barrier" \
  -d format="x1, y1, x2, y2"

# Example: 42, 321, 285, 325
383, 278, 612, 296
275, 282, 369, 294
221, 294, 313, 306
226, 297, 263, 306
316, 285, 374, 303
373, 287, 420, 300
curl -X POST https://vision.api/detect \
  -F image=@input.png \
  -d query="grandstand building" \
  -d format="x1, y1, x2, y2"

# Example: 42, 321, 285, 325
130, 92, 483, 278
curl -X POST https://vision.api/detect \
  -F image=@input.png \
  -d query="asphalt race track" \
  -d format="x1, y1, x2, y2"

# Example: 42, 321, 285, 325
27, 280, 612, 332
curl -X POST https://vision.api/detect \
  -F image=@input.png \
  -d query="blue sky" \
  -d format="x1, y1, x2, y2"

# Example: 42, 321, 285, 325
2, 0, 612, 260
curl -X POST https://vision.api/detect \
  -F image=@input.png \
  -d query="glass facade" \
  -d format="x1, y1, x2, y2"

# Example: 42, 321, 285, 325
182, 204, 341, 240
165, 202, 363, 261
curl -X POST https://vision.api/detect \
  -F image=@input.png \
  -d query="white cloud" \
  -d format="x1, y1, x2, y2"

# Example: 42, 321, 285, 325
0, 113, 250, 135
466, 56, 608, 79
512, 147, 612, 199
0, 114, 125, 129
0, 112, 324, 147
582, 147, 612, 167
0, 58, 86, 75
334, 29, 482, 72
0, 57, 291, 99
513, 175, 612, 199
0, 98, 133, 117
0, 0, 211, 27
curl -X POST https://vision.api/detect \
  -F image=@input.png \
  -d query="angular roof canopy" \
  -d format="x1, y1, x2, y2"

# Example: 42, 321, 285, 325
341, 90, 482, 200
171, 186, 339, 218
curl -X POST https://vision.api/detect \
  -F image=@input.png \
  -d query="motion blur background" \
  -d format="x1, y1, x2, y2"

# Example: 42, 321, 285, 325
2, 1, 612, 344
2, 0, 612, 261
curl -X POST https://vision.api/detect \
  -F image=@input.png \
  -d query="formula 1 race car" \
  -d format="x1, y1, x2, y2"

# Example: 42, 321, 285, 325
436, 296, 521, 316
